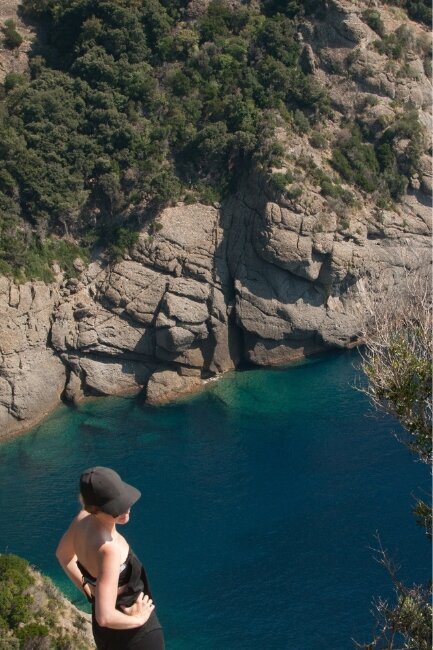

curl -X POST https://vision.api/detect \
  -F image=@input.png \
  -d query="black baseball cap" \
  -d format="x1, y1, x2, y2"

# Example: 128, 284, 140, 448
80, 467, 141, 517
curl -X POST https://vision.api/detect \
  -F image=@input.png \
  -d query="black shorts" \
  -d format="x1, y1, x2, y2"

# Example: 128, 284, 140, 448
92, 609, 164, 650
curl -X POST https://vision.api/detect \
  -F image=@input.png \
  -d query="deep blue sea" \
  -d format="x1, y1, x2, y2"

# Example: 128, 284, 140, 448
0, 351, 430, 649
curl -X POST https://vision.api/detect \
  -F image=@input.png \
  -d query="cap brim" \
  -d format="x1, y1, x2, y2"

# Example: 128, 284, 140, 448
101, 482, 141, 517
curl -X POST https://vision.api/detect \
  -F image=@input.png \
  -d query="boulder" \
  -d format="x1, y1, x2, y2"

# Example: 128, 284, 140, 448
146, 370, 202, 405
79, 357, 152, 396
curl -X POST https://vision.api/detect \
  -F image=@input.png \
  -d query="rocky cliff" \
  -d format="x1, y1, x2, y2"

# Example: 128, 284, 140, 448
0, 0, 431, 438
0, 554, 93, 649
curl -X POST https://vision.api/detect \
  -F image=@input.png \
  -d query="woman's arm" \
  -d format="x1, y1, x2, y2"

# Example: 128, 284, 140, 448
56, 511, 90, 597
94, 543, 154, 629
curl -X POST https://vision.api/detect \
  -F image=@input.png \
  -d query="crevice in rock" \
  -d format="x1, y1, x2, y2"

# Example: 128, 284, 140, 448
366, 230, 387, 240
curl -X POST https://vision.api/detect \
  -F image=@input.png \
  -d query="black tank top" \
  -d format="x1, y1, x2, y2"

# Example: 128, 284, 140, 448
77, 547, 153, 608
78, 549, 162, 637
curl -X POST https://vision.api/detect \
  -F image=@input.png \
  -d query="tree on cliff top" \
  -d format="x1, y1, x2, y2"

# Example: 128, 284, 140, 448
356, 264, 432, 649
362, 268, 432, 466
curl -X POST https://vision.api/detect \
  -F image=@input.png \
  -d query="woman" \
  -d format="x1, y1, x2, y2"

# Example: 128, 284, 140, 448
56, 466, 164, 649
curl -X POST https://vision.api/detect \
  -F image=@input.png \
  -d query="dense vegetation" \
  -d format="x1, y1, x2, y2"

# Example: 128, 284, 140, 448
0, 0, 428, 279
0, 0, 329, 279
0, 554, 90, 649
331, 115, 423, 205
388, 0, 432, 26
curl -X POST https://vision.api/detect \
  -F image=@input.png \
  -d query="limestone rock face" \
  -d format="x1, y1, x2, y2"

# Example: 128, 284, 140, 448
0, 279, 66, 439
223, 172, 430, 365
44, 203, 240, 413
1, 173, 430, 436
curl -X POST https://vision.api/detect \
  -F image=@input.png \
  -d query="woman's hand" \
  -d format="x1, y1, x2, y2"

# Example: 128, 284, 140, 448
83, 582, 96, 600
94, 544, 154, 629
121, 592, 154, 623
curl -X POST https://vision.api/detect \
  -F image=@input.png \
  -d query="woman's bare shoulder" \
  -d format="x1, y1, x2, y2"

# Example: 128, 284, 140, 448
76, 509, 91, 523
69, 509, 90, 532
56, 511, 90, 559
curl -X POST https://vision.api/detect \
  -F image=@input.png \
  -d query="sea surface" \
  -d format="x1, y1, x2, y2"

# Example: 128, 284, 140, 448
0, 351, 430, 649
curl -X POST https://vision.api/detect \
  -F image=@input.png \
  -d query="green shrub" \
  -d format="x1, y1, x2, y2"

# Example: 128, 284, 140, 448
378, 110, 423, 180
197, 183, 222, 205
183, 193, 197, 205
286, 185, 302, 199
373, 24, 414, 59
0, 554, 92, 649
108, 227, 139, 262
148, 221, 163, 234
384, 169, 408, 200
270, 172, 290, 193
46, 240, 89, 276
387, 0, 432, 26
310, 165, 355, 205
363, 94, 379, 108
309, 131, 327, 149
198, 0, 248, 42
362, 9, 385, 37
422, 58, 432, 78
331, 112, 421, 201
332, 128, 381, 193
256, 139, 285, 168
0, 555, 34, 631
3, 73, 27, 92
19, 239, 89, 282
292, 109, 310, 134
376, 195, 390, 209
406, 0, 432, 24
0, 260, 13, 276
320, 179, 354, 205
149, 169, 182, 205
346, 48, 361, 67
15, 622, 49, 644
2, 20, 23, 49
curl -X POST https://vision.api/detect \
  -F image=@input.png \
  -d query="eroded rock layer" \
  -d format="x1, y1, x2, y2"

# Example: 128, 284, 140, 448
1, 182, 430, 438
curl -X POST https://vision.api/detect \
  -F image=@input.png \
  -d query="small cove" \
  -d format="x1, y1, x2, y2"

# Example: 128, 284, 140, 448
0, 350, 430, 649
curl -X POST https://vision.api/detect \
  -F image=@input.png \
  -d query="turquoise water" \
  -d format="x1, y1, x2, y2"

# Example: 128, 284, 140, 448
0, 351, 429, 649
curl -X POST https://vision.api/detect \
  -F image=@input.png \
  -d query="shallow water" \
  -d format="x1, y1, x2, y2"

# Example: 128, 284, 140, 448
0, 351, 429, 649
